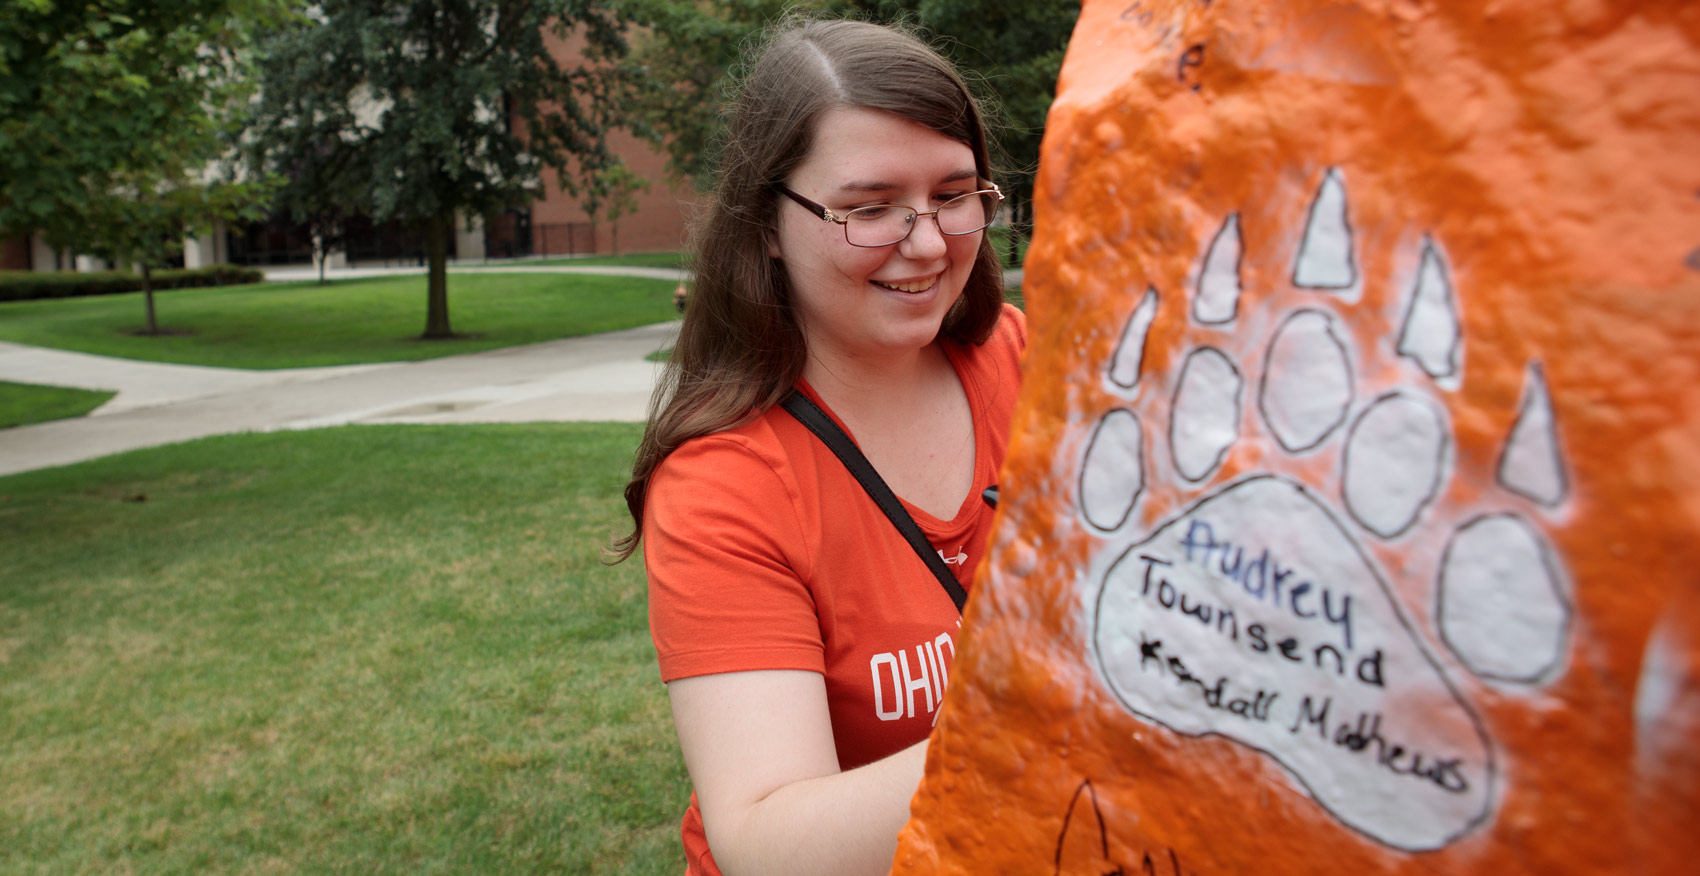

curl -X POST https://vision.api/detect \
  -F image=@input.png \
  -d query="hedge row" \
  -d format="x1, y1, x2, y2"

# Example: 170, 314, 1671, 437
0, 264, 265, 303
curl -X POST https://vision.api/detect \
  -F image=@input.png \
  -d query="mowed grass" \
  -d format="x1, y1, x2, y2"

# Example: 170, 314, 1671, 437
533, 252, 685, 270
0, 424, 688, 875
0, 380, 116, 429
0, 273, 679, 369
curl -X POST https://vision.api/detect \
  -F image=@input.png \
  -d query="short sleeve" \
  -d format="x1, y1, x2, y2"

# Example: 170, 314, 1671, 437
644, 434, 824, 682
998, 302, 1028, 357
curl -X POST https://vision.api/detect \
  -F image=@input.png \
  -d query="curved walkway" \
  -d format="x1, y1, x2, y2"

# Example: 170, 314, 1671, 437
0, 324, 680, 480
0, 261, 1026, 477
258, 258, 1023, 287
261, 262, 694, 284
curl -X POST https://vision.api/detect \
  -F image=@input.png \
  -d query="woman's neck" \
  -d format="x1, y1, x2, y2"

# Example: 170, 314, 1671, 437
801, 339, 949, 414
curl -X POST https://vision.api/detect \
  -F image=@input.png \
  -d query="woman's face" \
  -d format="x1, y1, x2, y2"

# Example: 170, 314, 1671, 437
771, 107, 984, 367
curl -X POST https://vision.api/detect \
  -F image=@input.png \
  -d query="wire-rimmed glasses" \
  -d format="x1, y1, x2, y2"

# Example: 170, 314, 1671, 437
775, 182, 1004, 247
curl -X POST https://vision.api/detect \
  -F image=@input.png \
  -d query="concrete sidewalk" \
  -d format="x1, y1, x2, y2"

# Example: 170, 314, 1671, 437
0, 321, 677, 478
1, 260, 1027, 478
0, 342, 388, 415
259, 259, 1023, 287
262, 261, 690, 284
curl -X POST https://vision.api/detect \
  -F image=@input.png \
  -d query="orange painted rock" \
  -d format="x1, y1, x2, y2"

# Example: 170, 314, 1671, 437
893, 1, 1700, 873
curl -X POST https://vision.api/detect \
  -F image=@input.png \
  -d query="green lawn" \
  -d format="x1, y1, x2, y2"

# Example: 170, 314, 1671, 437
532, 252, 685, 270
0, 424, 687, 875
0, 273, 679, 369
0, 380, 116, 429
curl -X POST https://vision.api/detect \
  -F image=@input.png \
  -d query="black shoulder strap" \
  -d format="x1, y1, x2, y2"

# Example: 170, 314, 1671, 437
779, 389, 968, 614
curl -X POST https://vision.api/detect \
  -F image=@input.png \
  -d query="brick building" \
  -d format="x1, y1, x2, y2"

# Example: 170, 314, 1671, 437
1, 26, 692, 272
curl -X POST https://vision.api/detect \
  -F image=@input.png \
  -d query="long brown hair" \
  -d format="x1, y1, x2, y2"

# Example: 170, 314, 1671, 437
608, 17, 1004, 562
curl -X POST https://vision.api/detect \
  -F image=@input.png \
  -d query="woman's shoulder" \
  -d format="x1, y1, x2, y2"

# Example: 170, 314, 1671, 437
650, 406, 812, 497
659, 414, 786, 475
950, 302, 1026, 387
958, 302, 1026, 359
991, 302, 1028, 352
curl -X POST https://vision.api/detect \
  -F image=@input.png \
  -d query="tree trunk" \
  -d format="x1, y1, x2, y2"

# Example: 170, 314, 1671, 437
423, 211, 453, 338
142, 263, 159, 335
316, 237, 328, 285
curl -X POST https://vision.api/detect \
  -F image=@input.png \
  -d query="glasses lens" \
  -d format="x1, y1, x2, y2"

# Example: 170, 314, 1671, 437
937, 192, 998, 236
841, 193, 1000, 246
844, 205, 917, 247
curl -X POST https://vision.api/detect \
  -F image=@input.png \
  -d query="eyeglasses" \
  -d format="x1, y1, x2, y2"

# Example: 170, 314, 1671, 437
775, 182, 1004, 248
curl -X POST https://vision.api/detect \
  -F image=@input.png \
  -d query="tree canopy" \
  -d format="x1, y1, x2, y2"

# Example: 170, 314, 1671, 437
0, 0, 282, 332
246, 0, 632, 338
613, 0, 800, 186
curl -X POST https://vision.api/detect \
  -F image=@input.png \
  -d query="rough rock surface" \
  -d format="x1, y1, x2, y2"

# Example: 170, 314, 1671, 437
892, 1, 1700, 873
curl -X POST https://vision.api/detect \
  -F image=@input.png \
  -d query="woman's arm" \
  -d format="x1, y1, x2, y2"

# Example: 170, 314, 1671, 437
668, 669, 927, 876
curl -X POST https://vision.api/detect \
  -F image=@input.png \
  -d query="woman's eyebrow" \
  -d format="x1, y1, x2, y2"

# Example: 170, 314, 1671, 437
838, 180, 898, 194
835, 169, 980, 194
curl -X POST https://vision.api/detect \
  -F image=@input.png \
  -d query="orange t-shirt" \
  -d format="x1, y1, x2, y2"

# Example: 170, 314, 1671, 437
643, 304, 1026, 875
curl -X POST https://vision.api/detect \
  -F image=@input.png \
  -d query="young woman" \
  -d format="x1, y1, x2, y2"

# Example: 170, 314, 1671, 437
612, 18, 1026, 876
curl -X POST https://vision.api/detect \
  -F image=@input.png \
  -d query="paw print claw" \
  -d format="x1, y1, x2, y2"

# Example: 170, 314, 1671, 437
1293, 168, 1357, 290
1194, 213, 1243, 325
1396, 238, 1464, 382
1497, 362, 1568, 508
1107, 287, 1159, 391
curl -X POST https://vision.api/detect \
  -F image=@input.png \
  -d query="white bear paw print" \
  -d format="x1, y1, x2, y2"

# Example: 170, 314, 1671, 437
1078, 168, 1573, 852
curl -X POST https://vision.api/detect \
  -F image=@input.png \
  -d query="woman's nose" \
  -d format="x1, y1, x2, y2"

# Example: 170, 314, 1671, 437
899, 211, 950, 260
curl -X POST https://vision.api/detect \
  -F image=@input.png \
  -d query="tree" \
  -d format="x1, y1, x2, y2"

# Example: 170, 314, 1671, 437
0, 0, 283, 331
581, 161, 650, 255
246, 132, 355, 285
614, 0, 809, 186
80, 170, 272, 335
247, 0, 632, 339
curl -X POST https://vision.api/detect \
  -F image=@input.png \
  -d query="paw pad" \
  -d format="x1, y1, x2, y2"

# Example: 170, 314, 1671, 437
1342, 392, 1448, 539
1438, 514, 1570, 683
1258, 309, 1353, 453
1168, 349, 1241, 482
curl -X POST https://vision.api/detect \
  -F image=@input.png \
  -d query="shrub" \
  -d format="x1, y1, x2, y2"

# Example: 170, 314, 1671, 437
0, 264, 264, 302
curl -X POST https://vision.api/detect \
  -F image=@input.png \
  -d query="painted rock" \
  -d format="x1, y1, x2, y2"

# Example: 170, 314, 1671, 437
893, 1, 1700, 873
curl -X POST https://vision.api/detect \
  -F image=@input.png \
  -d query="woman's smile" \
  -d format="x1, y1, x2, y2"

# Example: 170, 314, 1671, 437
871, 273, 943, 294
